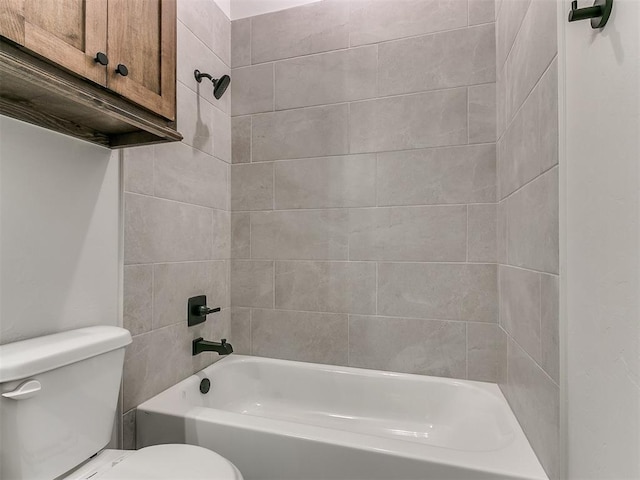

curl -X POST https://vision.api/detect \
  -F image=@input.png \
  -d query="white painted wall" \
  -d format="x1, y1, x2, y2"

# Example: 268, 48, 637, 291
0, 116, 121, 344
230, 0, 321, 19
560, 0, 640, 477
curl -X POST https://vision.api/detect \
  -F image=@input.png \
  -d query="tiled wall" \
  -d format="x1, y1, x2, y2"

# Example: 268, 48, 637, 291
229, 0, 502, 382
121, 0, 232, 449
495, 0, 559, 478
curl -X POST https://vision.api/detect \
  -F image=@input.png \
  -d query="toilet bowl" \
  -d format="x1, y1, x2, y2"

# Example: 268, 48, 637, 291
0, 326, 243, 480
66, 445, 242, 480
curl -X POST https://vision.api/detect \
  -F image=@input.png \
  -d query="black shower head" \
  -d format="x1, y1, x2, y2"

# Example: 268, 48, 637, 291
213, 74, 231, 99
194, 70, 231, 100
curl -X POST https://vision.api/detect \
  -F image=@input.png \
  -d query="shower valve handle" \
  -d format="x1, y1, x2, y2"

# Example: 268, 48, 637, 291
188, 295, 220, 327
197, 305, 221, 316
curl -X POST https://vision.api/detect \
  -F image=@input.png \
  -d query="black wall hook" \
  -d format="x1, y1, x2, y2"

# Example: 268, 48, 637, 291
568, 0, 613, 28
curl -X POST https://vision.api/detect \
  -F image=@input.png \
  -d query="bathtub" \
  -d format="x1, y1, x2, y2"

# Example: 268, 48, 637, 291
136, 355, 547, 480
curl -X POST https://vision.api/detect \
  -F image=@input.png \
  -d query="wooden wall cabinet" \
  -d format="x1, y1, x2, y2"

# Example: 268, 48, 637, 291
0, 0, 181, 148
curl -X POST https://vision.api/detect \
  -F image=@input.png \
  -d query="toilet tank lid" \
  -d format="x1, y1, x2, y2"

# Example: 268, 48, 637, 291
0, 326, 132, 383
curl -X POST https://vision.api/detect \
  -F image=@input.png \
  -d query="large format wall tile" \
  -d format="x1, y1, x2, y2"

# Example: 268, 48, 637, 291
275, 261, 376, 314
253, 104, 349, 161
468, 204, 497, 262
252, 309, 348, 365
349, 315, 466, 378
231, 116, 251, 164
469, 83, 497, 144
378, 263, 497, 322
378, 24, 495, 96
177, 0, 230, 67
504, 0, 557, 123
124, 194, 213, 264
467, 322, 506, 382
503, 338, 559, 480
123, 265, 153, 336
275, 155, 376, 209
275, 46, 377, 110
226, 0, 502, 394
540, 273, 559, 383
506, 167, 559, 273
212, 105, 232, 163
496, 0, 532, 69
230, 260, 274, 308
348, 0, 467, 46
230, 163, 273, 211
230, 307, 251, 354
251, 210, 349, 260
377, 145, 496, 206
153, 261, 228, 329
499, 265, 541, 363
350, 89, 468, 153
231, 212, 250, 258
123, 146, 154, 195
469, 0, 496, 25
498, 60, 558, 198
348, 206, 467, 261
177, 21, 231, 115
177, 83, 214, 156
231, 63, 274, 116
154, 142, 228, 210
231, 18, 250, 68
212, 209, 231, 259
123, 316, 228, 411
251, 0, 349, 63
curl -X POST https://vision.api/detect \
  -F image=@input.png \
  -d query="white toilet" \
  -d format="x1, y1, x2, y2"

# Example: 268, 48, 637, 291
0, 326, 243, 480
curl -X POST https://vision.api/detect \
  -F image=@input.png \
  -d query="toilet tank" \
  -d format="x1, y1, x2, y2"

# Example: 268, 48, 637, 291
0, 326, 132, 480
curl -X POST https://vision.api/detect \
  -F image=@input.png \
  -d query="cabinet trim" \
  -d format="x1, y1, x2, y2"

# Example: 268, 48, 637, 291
0, 40, 182, 148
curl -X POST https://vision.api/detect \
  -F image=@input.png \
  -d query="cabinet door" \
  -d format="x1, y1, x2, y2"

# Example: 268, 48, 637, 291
0, 0, 108, 85
106, 0, 176, 120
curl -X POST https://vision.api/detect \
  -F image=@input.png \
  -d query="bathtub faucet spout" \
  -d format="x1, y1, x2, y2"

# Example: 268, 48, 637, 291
192, 337, 233, 356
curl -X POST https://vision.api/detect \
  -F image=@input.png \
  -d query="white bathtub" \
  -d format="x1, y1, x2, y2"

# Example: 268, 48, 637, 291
136, 355, 547, 480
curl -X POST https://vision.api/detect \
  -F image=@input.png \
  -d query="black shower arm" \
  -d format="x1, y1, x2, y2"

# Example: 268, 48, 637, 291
194, 70, 215, 83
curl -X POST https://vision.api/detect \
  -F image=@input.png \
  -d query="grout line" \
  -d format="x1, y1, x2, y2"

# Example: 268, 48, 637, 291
125, 191, 228, 212
272, 62, 276, 111
245, 82, 497, 118
467, 86, 471, 145
227, 306, 499, 326
466, 205, 470, 262
242, 141, 497, 165
232, 203, 497, 213
247, 23, 495, 69
465, 322, 469, 379
499, 163, 559, 204
499, 54, 558, 142
499, 0, 533, 73
248, 18, 252, 66
249, 308, 253, 355
375, 262, 379, 315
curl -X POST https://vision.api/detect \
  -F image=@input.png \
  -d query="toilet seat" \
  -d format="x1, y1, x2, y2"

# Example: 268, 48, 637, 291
67, 444, 243, 480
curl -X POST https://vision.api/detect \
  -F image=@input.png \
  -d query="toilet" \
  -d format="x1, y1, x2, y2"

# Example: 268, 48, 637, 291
0, 326, 243, 480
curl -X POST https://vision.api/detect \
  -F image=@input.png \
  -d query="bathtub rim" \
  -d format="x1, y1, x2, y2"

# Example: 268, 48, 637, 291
137, 354, 548, 480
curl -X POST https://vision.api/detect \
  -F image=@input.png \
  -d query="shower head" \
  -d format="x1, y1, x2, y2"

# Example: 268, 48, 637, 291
213, 74, 231, 99
194, 70, 231, 100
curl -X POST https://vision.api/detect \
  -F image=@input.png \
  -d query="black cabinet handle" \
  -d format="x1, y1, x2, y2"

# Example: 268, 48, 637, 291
115, 64, 129, 76
94, 52, 109, 66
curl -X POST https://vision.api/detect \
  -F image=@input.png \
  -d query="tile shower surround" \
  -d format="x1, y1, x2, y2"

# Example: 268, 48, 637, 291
495, 0, 560, 478
122, 0, 231, 450
121, 2, 560, 479
229, 0, 503, 384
